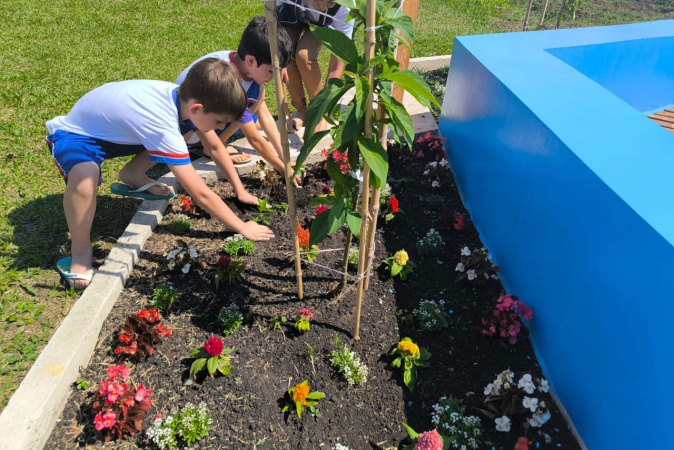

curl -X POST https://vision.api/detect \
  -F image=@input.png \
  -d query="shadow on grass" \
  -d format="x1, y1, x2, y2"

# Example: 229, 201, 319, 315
4, 193, 142, 270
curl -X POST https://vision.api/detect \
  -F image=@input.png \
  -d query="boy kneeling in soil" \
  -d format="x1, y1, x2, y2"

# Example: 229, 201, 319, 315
46, 58, 274, 290
176, 17, 301, 187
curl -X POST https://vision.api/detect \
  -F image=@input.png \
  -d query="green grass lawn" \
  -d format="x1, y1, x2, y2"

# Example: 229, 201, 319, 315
0, 0, 671, 410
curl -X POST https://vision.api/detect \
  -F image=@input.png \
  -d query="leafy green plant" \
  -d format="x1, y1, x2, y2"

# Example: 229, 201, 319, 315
431, 396, 482, 449
396, 308, 414, 325
347, 245, 359, 268
189, 336, 234, 380
390, 337, 431, 391
330, 335, 368, 386
382, 249, 416, 280
416, 228, 445, 256
150, 284, 180, 310
426, 194, 445, 211
270, 315, 288, 331
292, 0, 440, 274
281, 380, 325, 419
166, 214, 192, 235
146, 402, 212, 448
76, 377, 89, 390
253, 198, 274, 226
275, 202, 289, 213
214, 256, 245, 289
413, 299, 449, 331
222, 234, 255, 256
218, 304, 244, 335
294, 309, 314, 333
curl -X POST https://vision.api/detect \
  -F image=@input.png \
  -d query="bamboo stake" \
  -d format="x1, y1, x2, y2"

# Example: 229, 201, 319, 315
353, 0, 377, 340
556, 0, 568, 28
363, 107, 388, 291
264, 1, 303, 299
523, 0, 535, 30
339, 229, 353, 290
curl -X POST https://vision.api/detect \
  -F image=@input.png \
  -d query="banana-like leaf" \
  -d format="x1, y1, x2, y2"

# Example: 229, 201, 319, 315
358, 137, 389, 189
378, 70, 441, 109
294, 130, 330, 176
309, 25, 359, 67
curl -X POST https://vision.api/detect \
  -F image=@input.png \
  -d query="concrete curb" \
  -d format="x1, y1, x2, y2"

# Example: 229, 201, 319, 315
409, 54, 451, 72
0, 94, 435, 449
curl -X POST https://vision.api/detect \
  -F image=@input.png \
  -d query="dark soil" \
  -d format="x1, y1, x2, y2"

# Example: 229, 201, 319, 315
48, 146, 580, 449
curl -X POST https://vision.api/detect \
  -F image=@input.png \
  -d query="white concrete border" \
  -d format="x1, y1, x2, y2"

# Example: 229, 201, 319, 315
0, 94, 436, 449
408, 54, 451, 72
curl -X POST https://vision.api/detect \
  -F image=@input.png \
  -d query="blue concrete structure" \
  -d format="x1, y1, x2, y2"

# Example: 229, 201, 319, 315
439, 21, 674, 448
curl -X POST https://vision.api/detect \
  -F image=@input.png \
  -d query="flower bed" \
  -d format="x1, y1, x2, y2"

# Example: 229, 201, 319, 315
47, 144, 579, 449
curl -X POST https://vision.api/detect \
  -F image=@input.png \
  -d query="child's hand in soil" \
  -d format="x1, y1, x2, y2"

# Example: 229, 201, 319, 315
240, 221, 275, 241
237, 191, 259, 206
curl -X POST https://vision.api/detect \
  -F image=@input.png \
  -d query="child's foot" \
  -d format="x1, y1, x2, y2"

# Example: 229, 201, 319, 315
118, 169, 173, 197
57, 254, 94, 290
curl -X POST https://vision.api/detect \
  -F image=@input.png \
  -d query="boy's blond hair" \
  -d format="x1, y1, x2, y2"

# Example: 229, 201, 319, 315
178, 58, 247, 118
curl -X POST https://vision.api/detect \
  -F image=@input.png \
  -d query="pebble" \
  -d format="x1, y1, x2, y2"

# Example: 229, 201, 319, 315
330, 396, 338, 402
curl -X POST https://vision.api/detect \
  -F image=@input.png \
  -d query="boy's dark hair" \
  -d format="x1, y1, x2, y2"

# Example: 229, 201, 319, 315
237, 16, 292, 69
178, 58, 247, 118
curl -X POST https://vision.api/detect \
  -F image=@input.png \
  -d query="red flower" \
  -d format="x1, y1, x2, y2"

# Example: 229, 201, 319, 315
217, 255, 231, 270
515, 437, 532, 450
180, 195, 194, 213
203, 335, 223, 357
316, 205, 329, 215
147, 308, 160, 323
296, 308, 314, 321
321, 148, 329, 158
322, 186, 332, 195
156, 324, 173, 337
118, 333, 133, 344
452, 212, 465, 230
297, 224, 310, 249
137, 309, 150, 320
387, 196, 399, 214
106, 365, 130, 381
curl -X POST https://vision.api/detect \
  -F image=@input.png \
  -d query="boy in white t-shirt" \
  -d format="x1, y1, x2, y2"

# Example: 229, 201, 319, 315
176, 17, 300, 187
46, 58, 274, 290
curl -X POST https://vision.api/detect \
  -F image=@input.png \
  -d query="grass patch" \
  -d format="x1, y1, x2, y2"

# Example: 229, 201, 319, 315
0, 0, 671, 411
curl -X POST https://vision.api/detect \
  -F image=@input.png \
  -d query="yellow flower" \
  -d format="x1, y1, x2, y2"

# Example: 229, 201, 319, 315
292, 382, 310, 406
394, 250, 409, 266
397, 340, 420, 357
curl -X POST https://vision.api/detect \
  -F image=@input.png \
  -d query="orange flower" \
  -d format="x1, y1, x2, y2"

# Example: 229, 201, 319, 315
297, 224, 310, 249
292, 382, 310, 406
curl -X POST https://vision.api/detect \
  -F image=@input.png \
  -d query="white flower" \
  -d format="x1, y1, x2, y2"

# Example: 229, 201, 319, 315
431, 180, 440, 188
259, 170, 266, 180
350, 169, 363, 181
518, 374, 536, 394
455, 262, 465, 272
538, 379, 550, 393
429, 161, 438, 168
189, 248, 198, 259
522, 396, 538, 412
529, 415, 542, 428
504, 370, 514, 383
467, 269, 477, 281
439, 158, 449, 167
540, 409, 551, 425
461, 246, 471, 256
484, 383, 494, 395
167, 248, 181, 260
495, 415, 511, 432
181, 263, 191, 274
423, 169, 430, 175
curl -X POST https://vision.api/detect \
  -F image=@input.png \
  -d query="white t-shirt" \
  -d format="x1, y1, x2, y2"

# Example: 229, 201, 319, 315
276, 0, 354, 39
46, 80, 190, 165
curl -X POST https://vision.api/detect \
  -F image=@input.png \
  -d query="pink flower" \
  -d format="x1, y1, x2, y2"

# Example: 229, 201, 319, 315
297, 308, 314, 321
105, 381, 126, 404
135, 384, 148, 402
515, 437, 531, 450
316, 205, 329, 215
203, 335, 223, 357
106, 365, 130, 381
98, 380, 110, 397
93, 411, 116, 431
452, 213, 465, 231
414, 429, 443, 450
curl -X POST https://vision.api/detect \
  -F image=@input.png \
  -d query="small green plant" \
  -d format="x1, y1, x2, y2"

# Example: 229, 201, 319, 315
189, 336, 234, 380
150, 284, 180, 310
431, 396, 482, 449
167, 214, 192, 235
75, 377, 89, 390
455, 246, 500, 284
382, 250, 416, 280
413, 300, 449, 331
347, 246, 359, 268
146, 402, 212, 449
416, 228, 445, 256
270, 315, 288, 331
330, 335, 368, 386
253, 198, 274, 226
426, 194, 445, 211
379, 183, 392, 206
214, 256, 245, 289
275, 202, 289, 213
396, 308, 414, 325
390, 337, 431, 392
218, 304, 244, 335
222, 234, 255, 256
294, 309, 314, 333
281, 380, 325, 419
305, 342, 317, 375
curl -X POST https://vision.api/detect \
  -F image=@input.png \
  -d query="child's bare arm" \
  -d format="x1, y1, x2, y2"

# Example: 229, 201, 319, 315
253, 93, 284, 161
168, 162, 274, 241
240, 121, 302, 188
196, 130, 259, 205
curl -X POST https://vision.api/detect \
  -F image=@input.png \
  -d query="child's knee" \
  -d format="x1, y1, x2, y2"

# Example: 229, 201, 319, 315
295, 49, 320, 72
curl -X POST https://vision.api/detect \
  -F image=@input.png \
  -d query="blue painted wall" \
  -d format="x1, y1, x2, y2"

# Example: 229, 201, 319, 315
440, 21, 674, 448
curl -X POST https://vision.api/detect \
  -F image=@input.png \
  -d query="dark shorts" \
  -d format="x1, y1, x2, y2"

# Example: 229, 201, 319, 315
46, 130, 145, 185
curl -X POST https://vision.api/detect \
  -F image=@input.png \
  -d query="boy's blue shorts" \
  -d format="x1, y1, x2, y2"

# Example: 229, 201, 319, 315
46, 130, 145, 185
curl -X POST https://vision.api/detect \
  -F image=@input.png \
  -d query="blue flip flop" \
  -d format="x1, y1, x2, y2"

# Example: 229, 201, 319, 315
110, 182, 175, 200
56, 256, 95, 288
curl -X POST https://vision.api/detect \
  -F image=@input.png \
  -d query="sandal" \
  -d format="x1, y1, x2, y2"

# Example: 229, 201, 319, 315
110, 182, 175, 200
227, 148, 253, 165
56, 256, 95, 289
